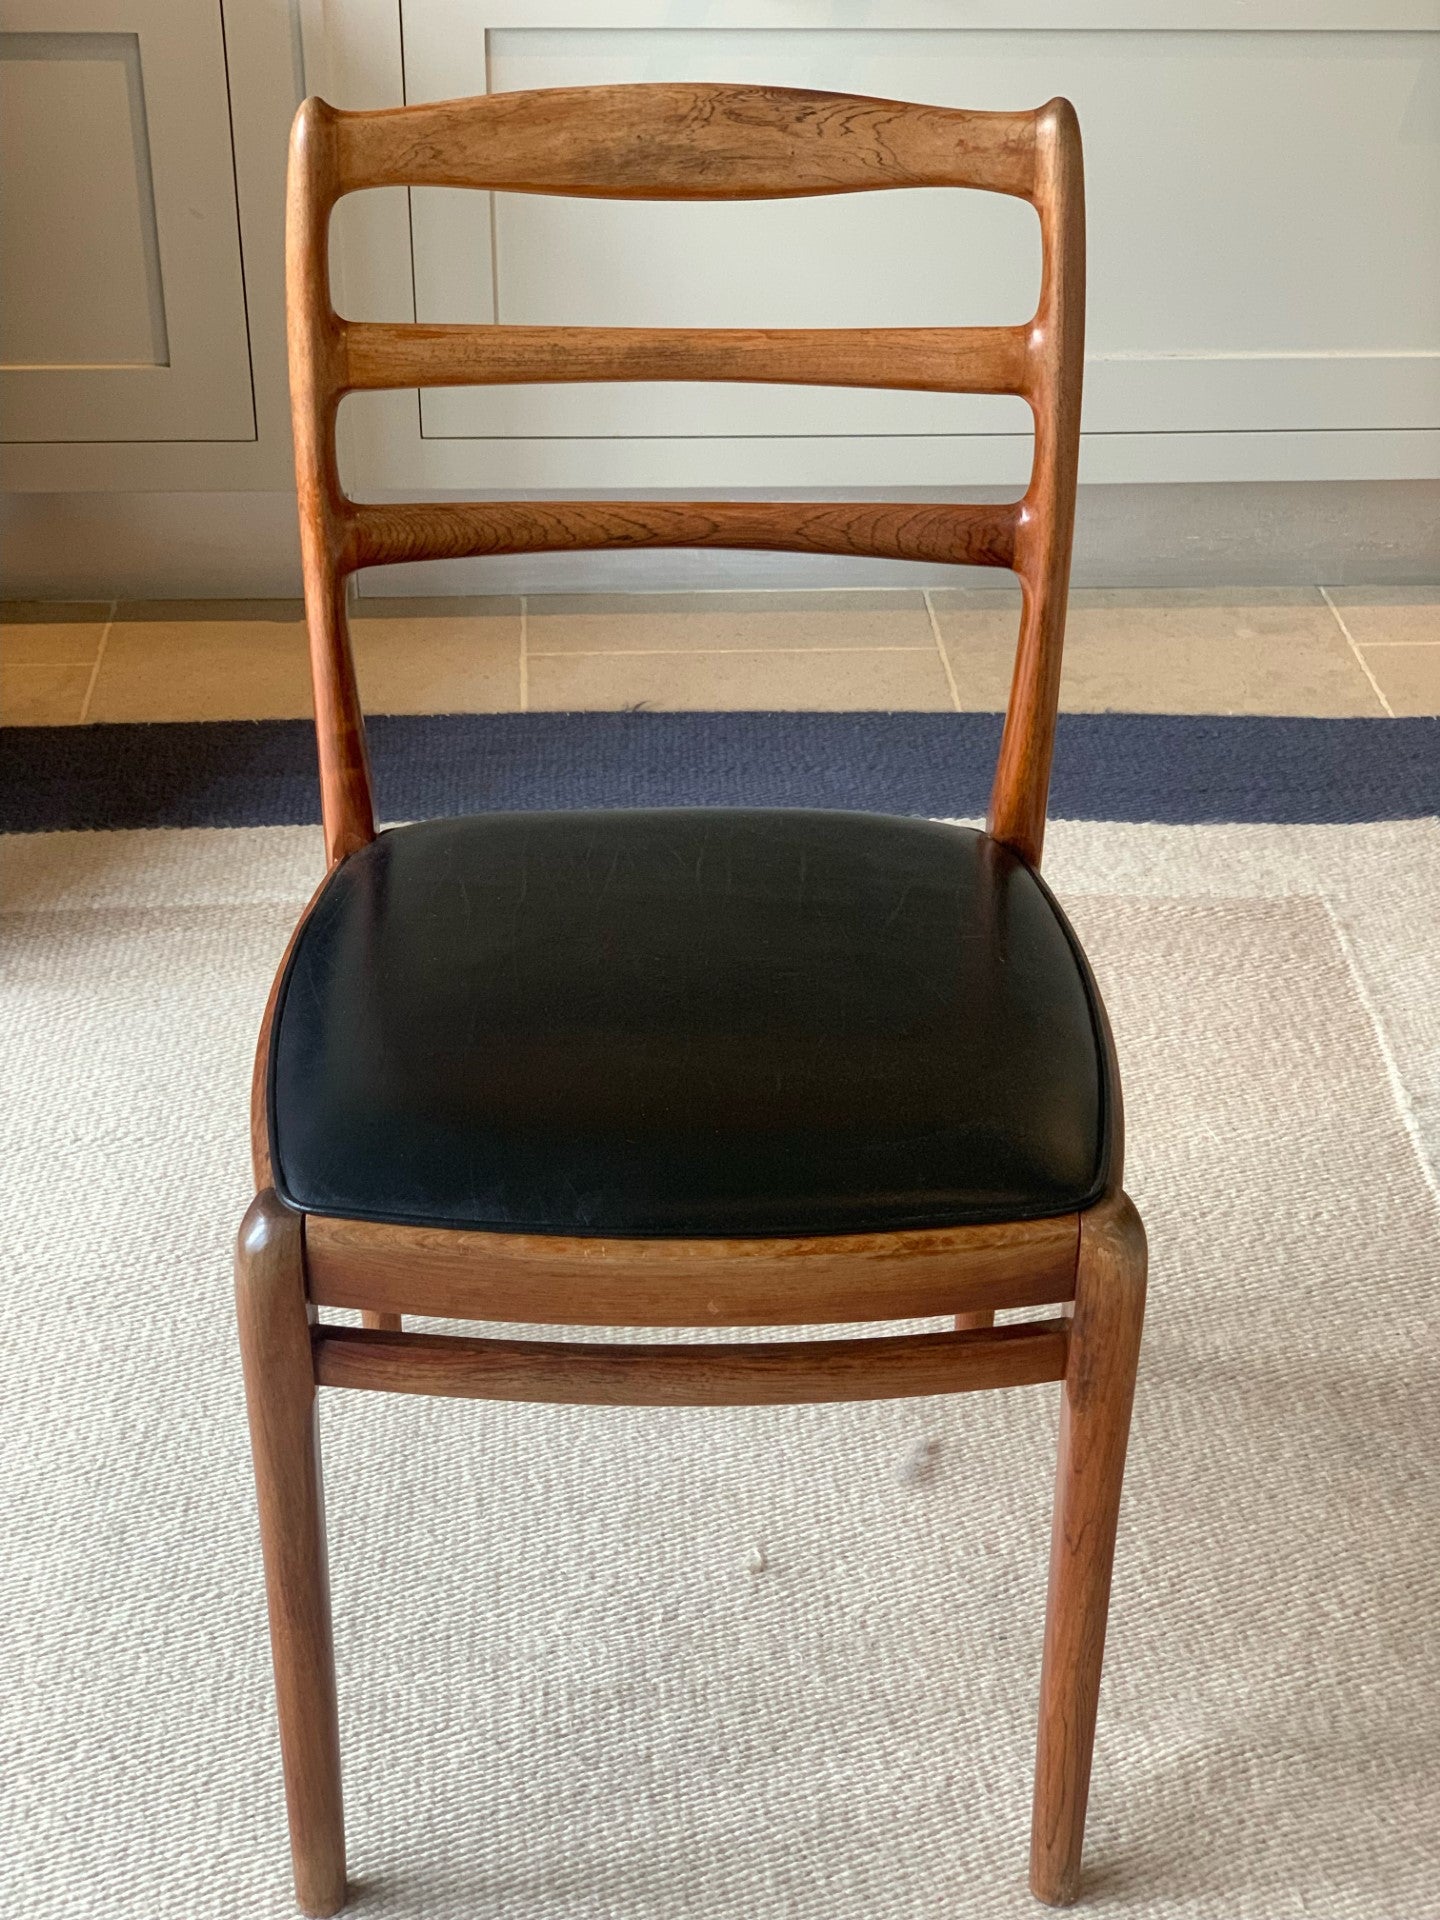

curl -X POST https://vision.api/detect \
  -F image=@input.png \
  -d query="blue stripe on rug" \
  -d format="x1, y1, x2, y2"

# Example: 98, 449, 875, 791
2, 711, 1436, 834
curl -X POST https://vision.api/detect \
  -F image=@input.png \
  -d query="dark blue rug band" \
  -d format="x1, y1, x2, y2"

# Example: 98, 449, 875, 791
2, 712, 1436, 834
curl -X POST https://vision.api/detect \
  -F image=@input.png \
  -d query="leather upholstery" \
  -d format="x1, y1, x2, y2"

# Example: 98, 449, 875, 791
269, 809, 1113, 1237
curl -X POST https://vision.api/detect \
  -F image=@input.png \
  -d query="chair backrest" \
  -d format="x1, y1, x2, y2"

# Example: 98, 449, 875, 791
286, 84, 1084, 870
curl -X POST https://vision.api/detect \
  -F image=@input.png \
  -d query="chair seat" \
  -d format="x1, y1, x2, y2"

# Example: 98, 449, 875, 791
269, 809, 1114, 1238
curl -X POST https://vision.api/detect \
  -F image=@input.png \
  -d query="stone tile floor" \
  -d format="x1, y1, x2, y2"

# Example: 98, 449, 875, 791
3, 584, 1437, 724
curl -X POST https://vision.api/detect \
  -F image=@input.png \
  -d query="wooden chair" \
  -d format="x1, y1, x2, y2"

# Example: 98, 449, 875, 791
238, 83, 1146, 1916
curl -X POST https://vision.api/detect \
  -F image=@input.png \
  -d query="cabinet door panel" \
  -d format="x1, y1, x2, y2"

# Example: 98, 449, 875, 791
316, 3, 1439, 488
0, 1, 253, 443
410, 184, 1037, 440
399, 20, 1440, 445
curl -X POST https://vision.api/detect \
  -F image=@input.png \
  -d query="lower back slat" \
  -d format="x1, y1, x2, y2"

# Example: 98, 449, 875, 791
347, 499, 1019, 572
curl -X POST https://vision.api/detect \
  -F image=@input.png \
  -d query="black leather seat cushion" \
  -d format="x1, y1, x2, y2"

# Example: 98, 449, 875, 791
269, 809, 1112, 1237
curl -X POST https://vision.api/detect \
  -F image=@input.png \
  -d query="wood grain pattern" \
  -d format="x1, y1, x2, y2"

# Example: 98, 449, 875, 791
342, 321, 1030, 395
346, 499, 1019, 573
314, 1317, 1069, 1408
333, 85, 1038, 202
1029, 1190, 1147, 1907
988, 97, 1086, 868
235, 1193, 346, 1918
286, 100, 374, 868
303, 1211, 1079, 1328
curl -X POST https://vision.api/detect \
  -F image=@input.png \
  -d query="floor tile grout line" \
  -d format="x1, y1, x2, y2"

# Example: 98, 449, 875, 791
526, 591, 537, 714
77, 600, 118, 725
1319, 585, 1395, 717
1347, 638, 1440, 648
506, 586, 932, 600
923, 590, 963, 713
525, 645, 938, 659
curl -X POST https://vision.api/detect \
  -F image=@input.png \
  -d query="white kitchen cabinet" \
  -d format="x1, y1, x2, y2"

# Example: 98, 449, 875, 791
0, 0, 253, 444
309, 0, 1440, 497
1, 0, 301, 501
3, 1, 1437, 595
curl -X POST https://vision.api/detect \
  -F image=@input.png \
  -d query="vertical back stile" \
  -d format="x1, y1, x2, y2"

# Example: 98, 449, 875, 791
287, 98, 375, 866
988, 99, 1085, 869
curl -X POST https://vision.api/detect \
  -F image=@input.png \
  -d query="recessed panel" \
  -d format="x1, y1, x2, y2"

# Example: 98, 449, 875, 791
403, 24, 1440, 444
408, 182, 1037, 439
0, 33, 167, 369
0, 3, 253, 446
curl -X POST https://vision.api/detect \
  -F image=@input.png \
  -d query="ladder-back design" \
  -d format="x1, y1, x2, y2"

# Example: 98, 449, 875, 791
285, 84, 1084, 871
241, 86, 1147, 1920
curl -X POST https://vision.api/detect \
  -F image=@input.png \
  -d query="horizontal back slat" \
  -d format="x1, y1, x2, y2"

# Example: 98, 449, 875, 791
345, 499, 1020, 575
334, 84, 1038, 202
342, 321, 1031, 396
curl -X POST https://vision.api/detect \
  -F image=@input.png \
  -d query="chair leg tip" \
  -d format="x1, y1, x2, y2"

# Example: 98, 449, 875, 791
1028, 1866, 1081, 1908
296, 1874, 347, 1917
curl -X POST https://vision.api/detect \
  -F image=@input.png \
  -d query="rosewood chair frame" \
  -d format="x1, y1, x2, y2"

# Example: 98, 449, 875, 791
239, 84, 1146, 1917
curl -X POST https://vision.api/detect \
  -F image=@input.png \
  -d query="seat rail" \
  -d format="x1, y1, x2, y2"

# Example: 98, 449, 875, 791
314, 1316, 1069, 1407
302, 1210, 1080, 1327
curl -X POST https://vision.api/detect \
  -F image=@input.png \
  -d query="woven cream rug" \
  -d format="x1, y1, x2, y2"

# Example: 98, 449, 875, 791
4, 818, 1439, 1919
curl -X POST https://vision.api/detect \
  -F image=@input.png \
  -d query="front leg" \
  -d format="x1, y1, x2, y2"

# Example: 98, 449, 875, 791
1029, 1192, 1146, 1906
236, 1191, 348, 1916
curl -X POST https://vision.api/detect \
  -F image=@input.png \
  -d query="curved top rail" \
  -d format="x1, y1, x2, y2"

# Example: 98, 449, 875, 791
328, 83, 1040, 203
